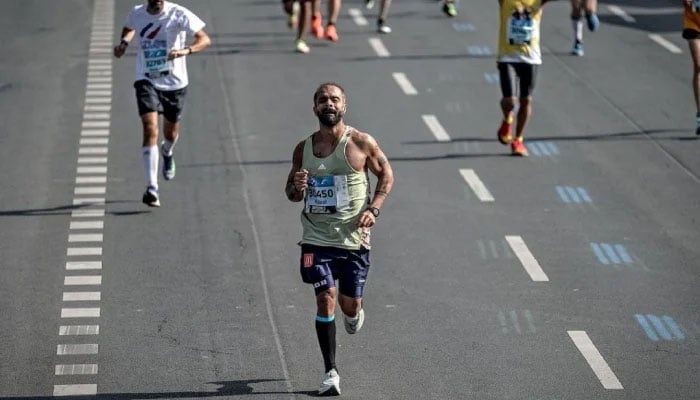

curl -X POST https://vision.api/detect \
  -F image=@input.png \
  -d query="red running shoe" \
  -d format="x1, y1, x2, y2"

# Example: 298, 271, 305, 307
325, 24, 339, 42
511, 138, 529, 157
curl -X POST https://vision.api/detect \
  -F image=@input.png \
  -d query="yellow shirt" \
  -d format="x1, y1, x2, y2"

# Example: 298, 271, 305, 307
684, 3, 700, 32
498, 0, 544, 64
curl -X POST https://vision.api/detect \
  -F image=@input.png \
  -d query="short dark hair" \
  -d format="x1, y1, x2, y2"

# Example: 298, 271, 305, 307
313, 82, 346, 103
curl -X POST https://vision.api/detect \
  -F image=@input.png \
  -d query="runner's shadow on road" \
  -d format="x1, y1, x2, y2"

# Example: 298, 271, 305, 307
401, 129, 691, 144
0, 379, 317, 399
0, 201, 151, 217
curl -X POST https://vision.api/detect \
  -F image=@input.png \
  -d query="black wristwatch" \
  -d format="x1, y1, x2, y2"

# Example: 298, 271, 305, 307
366, 206, 380, 218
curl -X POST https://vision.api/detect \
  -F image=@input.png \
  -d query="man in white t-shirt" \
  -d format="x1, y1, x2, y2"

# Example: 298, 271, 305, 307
113, 0, 210, 207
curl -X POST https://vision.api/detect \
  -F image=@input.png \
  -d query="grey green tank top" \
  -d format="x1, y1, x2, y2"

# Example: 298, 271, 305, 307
300, 127, 371, 250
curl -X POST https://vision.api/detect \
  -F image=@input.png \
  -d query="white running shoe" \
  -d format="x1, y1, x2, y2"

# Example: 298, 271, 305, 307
343, 309, 364, 334
318, 368, 341, 396
377, 23, 392, 34
295, 39, 310, 54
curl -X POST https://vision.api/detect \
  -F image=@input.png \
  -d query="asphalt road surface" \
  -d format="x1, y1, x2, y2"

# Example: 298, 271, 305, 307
0, 0, 698, 398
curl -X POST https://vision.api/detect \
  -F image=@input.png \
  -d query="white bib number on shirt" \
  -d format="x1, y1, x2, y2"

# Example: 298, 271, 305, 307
507, 15, 535, 45
305, 175, 350, 214
143, 47, 170, 77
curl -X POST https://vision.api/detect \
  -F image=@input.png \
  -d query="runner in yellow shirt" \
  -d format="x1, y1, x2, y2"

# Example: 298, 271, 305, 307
683, 0, 700, 135
496, 0, 556, 156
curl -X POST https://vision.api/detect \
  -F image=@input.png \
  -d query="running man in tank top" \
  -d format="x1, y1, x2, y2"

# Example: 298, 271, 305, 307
683, 0, 700, 135
285, 83, 394, 396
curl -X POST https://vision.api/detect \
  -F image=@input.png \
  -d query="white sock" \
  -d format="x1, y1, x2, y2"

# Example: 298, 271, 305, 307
142, 145, 159, 191
572, 18, 583, 42
344, 313, 359, 321
161, 136, 178, 156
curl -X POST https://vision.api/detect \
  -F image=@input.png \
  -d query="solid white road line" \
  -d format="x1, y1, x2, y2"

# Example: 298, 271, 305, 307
61, 308, 101, 318
76, 176, 107, 184
368, 38, 390, 57
77, 166, 108, 174
505, 235, 549, 282
648, 34, 682, 54
79, 147, 108, 155
66, 247, 102, 256
81, 129, 110, 137
348, 8, 368, 26
459, 169, 495, 202
63, 292, 101, 301
72, 209, 105, 218
78, 157, 108, 164
55, 364, 98, 375
66, 261, 102, 270
568, 331, 624, 390
80, 138, 109, 145
70, 221, 104, 230
68, 234, 103, 242
57, 344, 98, 355
392, 73, 418, 95
422, 115, 451, 142
59, 325, 100, 335
64, 276, 102, 285
74, 187, 106, 195
53, 384, 97, 396
73, 197, 105, 205
607, 5, 635, 23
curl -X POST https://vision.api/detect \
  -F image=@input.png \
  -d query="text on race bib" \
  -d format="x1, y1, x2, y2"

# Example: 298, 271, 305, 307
141, 39, 171, 77
305, 175, 350, 214
507, 10, 535, 45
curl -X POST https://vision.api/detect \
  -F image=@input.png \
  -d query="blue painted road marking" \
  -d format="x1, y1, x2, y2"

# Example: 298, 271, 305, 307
467, 45, 492, 56
526, 141, 559, 157
600, 243, 621, 264
557, 186, 592, 204
614, 244, 633, 263
452, 22, 475, 32
635, 314, 685, 341
590, 243, 633, 265
591, 243, 610, 264
483, 72, 499, 84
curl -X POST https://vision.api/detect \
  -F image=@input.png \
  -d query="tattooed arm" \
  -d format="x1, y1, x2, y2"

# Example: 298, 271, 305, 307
353, 132, 394, 227
285, 141, 307, 202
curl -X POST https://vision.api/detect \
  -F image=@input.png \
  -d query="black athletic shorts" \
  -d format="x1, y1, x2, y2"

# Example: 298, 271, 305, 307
683, 28, 700, 40
497, 62, 538, 98
300, 243, 371, 298
133, 79, 187, 122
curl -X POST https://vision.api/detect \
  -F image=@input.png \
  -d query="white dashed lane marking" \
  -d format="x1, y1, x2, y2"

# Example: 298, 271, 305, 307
568, 331, 624, 390
648, 34, 682, 54
392, 73, 418, 95
459, 169, 495, 202
607, 5, 636, 23
505, 235, 549, 282
368, 38, 390, 57
348, 8, 368, 26
421, 115, 451, 142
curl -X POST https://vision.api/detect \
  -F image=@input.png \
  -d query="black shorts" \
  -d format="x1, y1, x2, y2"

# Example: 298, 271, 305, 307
683, 28, 700, 40
497, 62, 538, 98
300, 244, 371, 298
133, 79, 187, 122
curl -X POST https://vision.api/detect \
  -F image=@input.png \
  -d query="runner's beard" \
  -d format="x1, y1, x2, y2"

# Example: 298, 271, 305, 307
147, 0, 163, 13
317, 110, 344, 127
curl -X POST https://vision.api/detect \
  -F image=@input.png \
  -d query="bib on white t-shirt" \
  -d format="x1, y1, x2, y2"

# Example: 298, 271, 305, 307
125, 2, 205, 90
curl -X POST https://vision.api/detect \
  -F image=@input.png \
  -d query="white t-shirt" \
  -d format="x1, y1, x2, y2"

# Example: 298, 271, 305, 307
125, 2, 205, 90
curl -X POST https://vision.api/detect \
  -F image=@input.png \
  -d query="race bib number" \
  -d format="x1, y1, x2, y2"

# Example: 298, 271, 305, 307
305, 175, 349, 214
507, 14, 534, 45
142, 47, 171, 78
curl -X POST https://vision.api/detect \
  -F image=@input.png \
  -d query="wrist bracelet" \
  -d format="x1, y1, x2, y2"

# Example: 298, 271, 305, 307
120, 39, 129, 47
